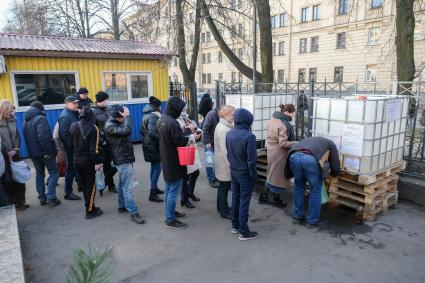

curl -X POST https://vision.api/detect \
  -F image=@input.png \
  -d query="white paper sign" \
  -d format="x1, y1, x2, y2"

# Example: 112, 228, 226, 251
341, 124, 364, 157
225, 95, 241, 109
315, 132, 342, 152
241, 95, 254, 114
386, 99, 401, 121
344, 156, 360, 171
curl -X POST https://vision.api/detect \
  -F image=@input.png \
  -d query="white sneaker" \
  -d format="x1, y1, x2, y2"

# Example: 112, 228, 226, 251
231, 228, 239, 234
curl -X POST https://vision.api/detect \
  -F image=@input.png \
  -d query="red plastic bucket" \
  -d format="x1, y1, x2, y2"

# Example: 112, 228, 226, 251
177, 147, 196, 166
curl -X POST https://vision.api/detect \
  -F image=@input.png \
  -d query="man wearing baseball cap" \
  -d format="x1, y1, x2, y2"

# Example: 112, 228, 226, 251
76, 87, 93, 109
58, 96, 82, 200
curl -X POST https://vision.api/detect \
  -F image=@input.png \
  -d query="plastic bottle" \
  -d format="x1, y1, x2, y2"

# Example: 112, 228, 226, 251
205, 150, 214, 167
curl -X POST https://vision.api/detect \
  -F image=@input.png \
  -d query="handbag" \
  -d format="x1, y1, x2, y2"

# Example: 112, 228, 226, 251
11, 160, 32, 183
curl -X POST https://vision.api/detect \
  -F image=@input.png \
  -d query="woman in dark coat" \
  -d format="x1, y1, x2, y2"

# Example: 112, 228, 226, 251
141, 96, 163, 203
198, 93, 213, 120
0, 99, 27, 210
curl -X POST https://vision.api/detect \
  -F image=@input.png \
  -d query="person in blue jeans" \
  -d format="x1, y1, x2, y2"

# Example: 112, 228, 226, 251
202, 108, 220, 188
23, 101, 61, 207
285, 136, 340, 228
158, 97, 190, 229
105, 105, 145, 224
226, 108, 258, 241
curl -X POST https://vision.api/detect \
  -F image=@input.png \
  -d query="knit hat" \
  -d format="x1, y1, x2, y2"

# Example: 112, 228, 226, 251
95, 91, 109, 102
78, 87, 89, 95
30, 101, 44, 111
149, 96, 162, 108
111, 104, 125, 118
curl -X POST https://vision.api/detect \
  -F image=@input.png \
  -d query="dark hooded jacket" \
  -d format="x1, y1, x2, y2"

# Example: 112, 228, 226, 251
75, 93, 93, 109
23, 107, 56, 158
226, 108, 257, 180
91, 103, 111, 147
157, 97, 189, 182
58, 107, 79, 151
199, 93, 213, 118
69, 107, 99, 166
141, 103, 161, 162
104, 115, 135, 166
202, 108, 219, 148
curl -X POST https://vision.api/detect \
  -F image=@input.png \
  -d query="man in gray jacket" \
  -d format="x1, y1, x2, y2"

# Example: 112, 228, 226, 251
202, 108, 219, 188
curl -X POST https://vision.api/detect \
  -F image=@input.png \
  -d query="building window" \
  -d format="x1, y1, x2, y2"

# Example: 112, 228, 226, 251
207, 53, 211, 64
371, 0, 383, 9
218, 73, 223, 81
301, 7, 309, 23
238, 24, 244, 37
277, 69, 285, 83
202, 74, 206, 84
272, 43, 276, 56
14, 72, 77, 107
313, 5, 321, 20
339, 0, 348, 15
218, 51, 223, 62
309, 68, 317, 82
201, 32, 205, 43
231, 72, 236, 83
334, 66, 344, 82
336, 32, 346, 49
238, 48, 244, 60
189, 13, 194, 23
299, 38, 307, 53
279, 13, 288, 27
310, 36, 319, 52
174, 56, 178, 67
238, 72, 243, 83
231, 25, 237, 37
298, 69, 306, 82
365, 65, 377, 81
271, 16, 277, 29
206, 32, 211, 42
207, 73, 212, 84
368, 27, 381, 45
278, 41, 285, 55
202, 53, 206, 64
104, 72, 152, 101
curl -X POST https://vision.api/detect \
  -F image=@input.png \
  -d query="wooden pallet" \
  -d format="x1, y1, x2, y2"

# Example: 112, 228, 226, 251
338, 161, 405, 186
256, 155, 268, 183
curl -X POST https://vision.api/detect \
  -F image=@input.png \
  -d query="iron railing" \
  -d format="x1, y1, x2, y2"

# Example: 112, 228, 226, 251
169, 82, 199, 124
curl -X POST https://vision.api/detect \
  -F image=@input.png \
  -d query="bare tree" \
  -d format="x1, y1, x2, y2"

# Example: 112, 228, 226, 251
396, 0, 416, 82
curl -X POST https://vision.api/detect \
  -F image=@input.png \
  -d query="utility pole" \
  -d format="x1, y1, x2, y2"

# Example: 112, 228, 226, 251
252, 0, 257, 92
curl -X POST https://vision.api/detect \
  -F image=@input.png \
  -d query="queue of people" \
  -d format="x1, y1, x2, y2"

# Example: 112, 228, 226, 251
0, 88, 341, 241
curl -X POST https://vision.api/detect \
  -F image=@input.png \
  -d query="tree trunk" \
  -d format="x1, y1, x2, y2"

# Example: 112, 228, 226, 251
396, 0, 415, 82
202, 0, 261, 81
255, 0, 273, 84
111, 0, 120, 40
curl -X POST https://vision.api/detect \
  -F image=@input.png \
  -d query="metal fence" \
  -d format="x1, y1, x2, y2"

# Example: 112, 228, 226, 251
169, 82, 198, 124
215, 80, 425, 178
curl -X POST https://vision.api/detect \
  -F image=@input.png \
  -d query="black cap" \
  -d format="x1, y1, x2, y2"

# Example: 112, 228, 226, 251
149, 96, 162, 108
95, 91, 109, 102
64, 96, 79, 103
78, 87, 89, 95
30, 101, 44, 111
111, 104, 125, 118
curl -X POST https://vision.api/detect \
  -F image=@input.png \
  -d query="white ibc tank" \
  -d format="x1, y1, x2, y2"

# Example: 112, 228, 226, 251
225, 93, 298, 140
312, 95, 409, 175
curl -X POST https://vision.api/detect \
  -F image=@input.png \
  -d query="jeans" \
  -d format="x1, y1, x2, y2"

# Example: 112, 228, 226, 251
217, 181, 231, 217
231, 173, 254, 235
164, 179, 183, 224
150, 162, 162, 193
65, 151, 77, 196
289, 152, 323, 225
181, 170, 200, 201
266, 183, 286, 194
204, 148, 216, 183
32, 156, 59, 202
116, 163, 139, 215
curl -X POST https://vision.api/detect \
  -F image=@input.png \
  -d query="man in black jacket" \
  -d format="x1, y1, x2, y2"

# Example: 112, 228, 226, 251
23, 101, 61, 207
105, 105, 145, 224
141, 96, 163, 203
58, 96, 81, 201
69, 107, 103, 219
91, 91, 117, 194
202, 107, 219, 188
158, 96, 189, 229
285, 136, 340, 228
76, 87, 93, 109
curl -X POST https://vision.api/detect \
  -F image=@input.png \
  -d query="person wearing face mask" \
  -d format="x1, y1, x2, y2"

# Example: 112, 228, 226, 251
263, 104, 297, 208
91, 91, 117, 195
76, 87, 93, 109
23, 101, 61, 207
214, 105, 235, 219
58, 96, 82, 201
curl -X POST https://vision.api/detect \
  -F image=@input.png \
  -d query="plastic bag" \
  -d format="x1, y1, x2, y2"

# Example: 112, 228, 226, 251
205, 150, 214, 168
132, 174, 140, 190
321, 182, 329, 205
187, 146, 202, 174
11, 160, 32, 183
96, 170, 105, 190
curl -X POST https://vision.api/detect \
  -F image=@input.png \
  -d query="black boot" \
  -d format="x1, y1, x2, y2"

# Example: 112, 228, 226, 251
108, 185, 117, 193
272, 193, 287, 208
181, 199, 195, 209
258, 190, 272, 205
149, 193, 163, 203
